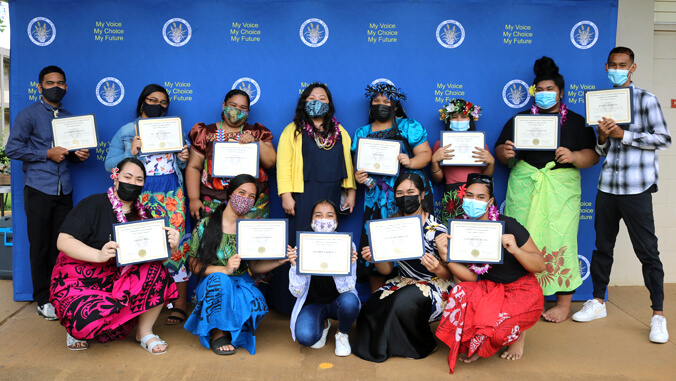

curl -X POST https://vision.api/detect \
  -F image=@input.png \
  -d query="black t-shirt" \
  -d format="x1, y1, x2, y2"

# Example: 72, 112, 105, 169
495, 109, 596, 169
481, 215, 531, 284
304, 276, 340, 306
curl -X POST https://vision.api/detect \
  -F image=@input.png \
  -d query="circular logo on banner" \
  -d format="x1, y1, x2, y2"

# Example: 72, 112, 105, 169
571, 21, 598, 49
300, 18, 328, 47
436, 20, 465, 49
370, 78, 395, 87
163, 18, 192, 47
578, 255, 591, 282
96, 77, 125, 107
232, 77, 261, 106
502, 80, 531, 109
27, 17, 56, 46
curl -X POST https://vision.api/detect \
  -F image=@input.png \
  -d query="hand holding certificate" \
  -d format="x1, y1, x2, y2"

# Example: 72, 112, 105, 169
296, 232, 352, 276
212, 141, 260, 178
367, 215, 424, 262
513, 114, 559, 150
584, 88, 633, 126
138, 116, 184, 155
439, 131, 485, 166
237, 219, 287, 260
356, 137, 402, 176
447, 219, 504, 263
52, 114, 99, 151
113, 218, 171, 266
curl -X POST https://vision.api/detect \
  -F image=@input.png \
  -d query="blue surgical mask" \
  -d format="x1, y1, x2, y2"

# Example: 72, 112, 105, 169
534, 91, 558, 110
607, 69, 630, 87
450, 120, 470, 132
305, 100, 329, 118
462, 198, 488, 219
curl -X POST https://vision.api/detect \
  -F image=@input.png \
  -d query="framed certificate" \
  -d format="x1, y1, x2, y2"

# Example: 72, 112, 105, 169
513, 114, 560, 150
439, 131, 485, 166
113, 218, 171, 266
447, 219, 505, 264
212, 141, 260, 178
138, 116, 184, 155
236, 219, 288, 260
296, 231, 353, 276
584, 87, 633, 126
51, 114, 98, 151
355, 137, 402, 176
367, 215, 424, 262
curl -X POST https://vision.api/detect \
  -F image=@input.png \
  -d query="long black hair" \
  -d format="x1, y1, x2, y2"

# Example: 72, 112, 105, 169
136, 84, 169, 118
116, 157, 146, 180
465, 173, 494, 199
293, 82, 336, 138
193, 174, 258, 279
221, 89, 251, 120
393, 172, 429, 215
533, 56, 565, 92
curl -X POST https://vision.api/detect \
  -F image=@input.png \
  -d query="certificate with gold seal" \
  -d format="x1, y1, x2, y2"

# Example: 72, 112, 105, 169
513, 114, 560, 150
447, 219, 504, 264
355, 137, 402, 176
584, 87, 633, 126
296, 232, 352, 276
366, 215, 424, 262
236, 219, 288, 260
113, 218, 170, 266
440, 131, 485, 166
138, 116, 184, 155
212, 141, 260, 178
51, 114, 99, 151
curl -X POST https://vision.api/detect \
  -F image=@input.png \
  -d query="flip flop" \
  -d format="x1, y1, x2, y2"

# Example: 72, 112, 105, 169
210, 332, 236, 355
165, 307, 187, 325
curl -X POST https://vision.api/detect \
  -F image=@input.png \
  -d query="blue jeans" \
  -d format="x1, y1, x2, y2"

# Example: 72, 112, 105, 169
295, 292, 360, 347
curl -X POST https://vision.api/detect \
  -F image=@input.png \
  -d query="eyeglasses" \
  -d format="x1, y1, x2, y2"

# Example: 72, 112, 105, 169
146, 97, 169, 107
467, 173, 493, 184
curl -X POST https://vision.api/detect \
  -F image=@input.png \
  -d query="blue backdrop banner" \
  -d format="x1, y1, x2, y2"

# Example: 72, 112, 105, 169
9, 0, 618, 301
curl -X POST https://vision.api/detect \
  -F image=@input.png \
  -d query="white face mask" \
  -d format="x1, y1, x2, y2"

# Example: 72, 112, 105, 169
311, 218, 337, 232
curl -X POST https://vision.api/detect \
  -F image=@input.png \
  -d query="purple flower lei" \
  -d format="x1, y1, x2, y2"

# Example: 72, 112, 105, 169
462, 205, 499, 274
530, 102, 568, 125
107, 186, 148, 223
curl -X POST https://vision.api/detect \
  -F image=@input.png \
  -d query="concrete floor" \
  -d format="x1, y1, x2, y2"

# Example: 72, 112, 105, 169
1, 280, 675, 380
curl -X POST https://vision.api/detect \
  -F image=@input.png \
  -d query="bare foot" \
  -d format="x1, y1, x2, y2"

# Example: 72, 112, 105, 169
136, 334, 167, 354
458, 352, 481, 363
501, 332, 525, 360
542, 304, 571, 323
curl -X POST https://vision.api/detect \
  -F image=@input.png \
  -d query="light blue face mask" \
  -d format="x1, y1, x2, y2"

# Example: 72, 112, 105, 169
534, 91, 558, 110
462, 198, 488, 219
305, 100, 329, 118
450, 120, 470, 132
607, 69, 630, 87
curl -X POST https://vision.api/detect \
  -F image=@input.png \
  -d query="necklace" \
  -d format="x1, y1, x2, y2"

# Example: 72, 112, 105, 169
217, 120, 243, 142
107, 187, 148, 223
530, 103, 568, 125
304, 117, 340, 150
462, 205, 499, 274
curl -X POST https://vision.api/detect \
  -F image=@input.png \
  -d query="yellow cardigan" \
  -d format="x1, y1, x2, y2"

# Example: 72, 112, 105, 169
276, 122, 356, 195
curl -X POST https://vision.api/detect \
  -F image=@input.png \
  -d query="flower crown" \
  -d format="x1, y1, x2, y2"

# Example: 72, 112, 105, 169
364, 83, 407, 102
439, 98, 482, 123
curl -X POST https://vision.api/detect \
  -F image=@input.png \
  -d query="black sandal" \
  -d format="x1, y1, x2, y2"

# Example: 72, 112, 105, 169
210, 332, 236, 355
164, 308, 187, 325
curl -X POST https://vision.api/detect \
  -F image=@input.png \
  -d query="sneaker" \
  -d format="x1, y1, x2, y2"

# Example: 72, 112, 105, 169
649, 315, 669, 343
37, 303, 58, 321
334, 332, 351, 357
310, 320, 331, 349
572, 299, 607, 322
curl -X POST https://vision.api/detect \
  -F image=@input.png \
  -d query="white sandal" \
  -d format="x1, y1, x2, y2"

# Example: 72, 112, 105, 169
139, 334, 167, 355
66, 333, 88, 351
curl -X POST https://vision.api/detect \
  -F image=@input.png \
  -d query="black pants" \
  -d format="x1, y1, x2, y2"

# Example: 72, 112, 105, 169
591, 188, 664, 311
24, 186, 72, 306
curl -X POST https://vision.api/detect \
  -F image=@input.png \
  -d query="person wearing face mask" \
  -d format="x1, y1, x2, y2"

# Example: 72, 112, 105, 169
352, 84, 433, 292
184, 174, 289, 355
187, 89, 276, 221
431, 99, 495, 224
105, 84, 191, 326
495, 56, 599, 324
435, 173, 545, 373
50, 158, 181, 353
572, 47, 671, 344
6, 66, 90, 321
285, 200, 360, 357
353, 173, 476, 363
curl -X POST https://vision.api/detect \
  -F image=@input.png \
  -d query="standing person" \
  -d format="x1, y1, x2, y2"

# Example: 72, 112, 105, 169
430, 98, 494, 224
571, 47, 671, 343
6, 65, 90, 320
495, 57, 599, 323
104, 84, 191, 326
352, 83, 433, 290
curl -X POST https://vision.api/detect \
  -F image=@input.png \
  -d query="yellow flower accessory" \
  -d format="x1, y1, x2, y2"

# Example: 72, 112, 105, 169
528, 84, 536, 97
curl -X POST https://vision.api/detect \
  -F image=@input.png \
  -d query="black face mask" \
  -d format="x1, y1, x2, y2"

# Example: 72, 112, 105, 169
371, 104, 393, 122
143, 103, 167, 118
42, 87, 66, 104
395, 195, 421, 215
116, 181, 144, 202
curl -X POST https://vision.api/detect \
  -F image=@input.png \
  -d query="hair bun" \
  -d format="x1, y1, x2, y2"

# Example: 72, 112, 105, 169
533, 56, 559, 77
